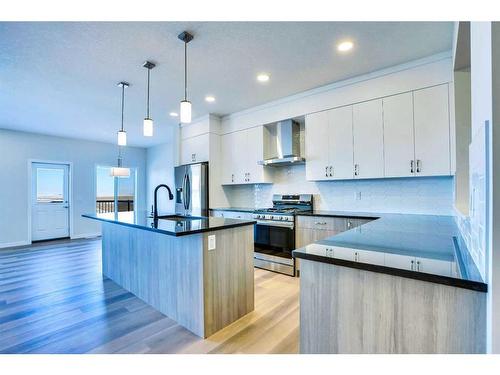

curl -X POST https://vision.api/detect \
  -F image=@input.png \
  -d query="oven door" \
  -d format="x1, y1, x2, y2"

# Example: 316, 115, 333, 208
254, 221, 295, 260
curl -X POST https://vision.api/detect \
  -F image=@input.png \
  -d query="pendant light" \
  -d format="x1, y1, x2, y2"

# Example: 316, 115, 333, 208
178, 31, 193, 124
117, 81, 128, 146
111, 82, 130, 177
142, 61, 156, 137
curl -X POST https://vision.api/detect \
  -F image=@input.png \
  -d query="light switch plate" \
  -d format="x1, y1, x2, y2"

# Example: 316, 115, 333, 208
208, 235, 216, 251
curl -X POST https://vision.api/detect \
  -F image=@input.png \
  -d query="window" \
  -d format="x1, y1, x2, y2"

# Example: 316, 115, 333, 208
95, 166, 136, 221
36, 168, 65, 203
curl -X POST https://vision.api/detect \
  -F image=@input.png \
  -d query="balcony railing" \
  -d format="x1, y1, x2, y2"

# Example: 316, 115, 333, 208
96, 199, 134, 214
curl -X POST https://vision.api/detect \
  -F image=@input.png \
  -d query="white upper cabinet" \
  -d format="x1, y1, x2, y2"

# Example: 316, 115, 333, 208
383, 92, 415, 178
221, 126, 271, 185
305, 107, 354, 181
305, 111, 330, 181
413, 84, 451, 176
180, 133, 210, 165
329, 106, 354, 180
352, 99, 384, 179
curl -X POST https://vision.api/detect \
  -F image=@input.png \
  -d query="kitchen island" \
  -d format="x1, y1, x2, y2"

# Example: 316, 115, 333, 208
83, 212, 256, 338
293, 212, 487, 354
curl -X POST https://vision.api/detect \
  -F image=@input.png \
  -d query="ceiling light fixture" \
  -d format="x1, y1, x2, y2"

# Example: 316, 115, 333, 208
178, 31, 194, 124
205, 95, 215, 103
169, 112, 179, 117
142, 61, 156, 137
117, 82, 128, 146
257, 73, 270, 82
337, 40, 354, 52
111, 82, 130, 177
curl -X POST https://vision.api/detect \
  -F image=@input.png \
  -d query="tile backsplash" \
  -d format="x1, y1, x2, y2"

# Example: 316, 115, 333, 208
222, 164, 455, 215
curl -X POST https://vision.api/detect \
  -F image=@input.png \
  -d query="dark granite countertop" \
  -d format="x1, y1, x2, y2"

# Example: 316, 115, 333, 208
209, 207, 255, 213
83, 212, 256, 237
293, 211, 487, 292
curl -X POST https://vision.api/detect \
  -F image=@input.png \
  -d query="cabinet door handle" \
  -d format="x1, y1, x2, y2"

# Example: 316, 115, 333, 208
416, 260, 420, 272
354, 252, 359, 262
410, 260, 415, 271
314, 221, 327, 225
329, 166, 333, 177
347, 220, 352, 229
410, 160, 415, 173
325, 166, 328, 177
354, 164, 359, 176
416, 160, 421, 173
231, 174, 234, 183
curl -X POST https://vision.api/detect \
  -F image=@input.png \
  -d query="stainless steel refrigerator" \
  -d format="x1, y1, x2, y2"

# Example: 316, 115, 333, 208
174, 162, 209, 217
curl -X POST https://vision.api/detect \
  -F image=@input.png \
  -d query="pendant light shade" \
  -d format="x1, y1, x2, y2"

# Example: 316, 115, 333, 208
178, 31, 193, 124
117, 130, 127, 146
180, 100, 192, 124
112, 82, 130, 178
117, 82, 129, 146
142, 61, 156, 136
143, 118, 153, 137
110, 156, 130, 178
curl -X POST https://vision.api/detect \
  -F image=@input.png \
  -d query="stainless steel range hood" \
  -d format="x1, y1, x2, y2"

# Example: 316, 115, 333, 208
258, 119, 305, 166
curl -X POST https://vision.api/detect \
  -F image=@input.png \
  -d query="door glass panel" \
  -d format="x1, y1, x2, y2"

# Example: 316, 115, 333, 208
96, 165, 136, 221
96, 166, 115, 218
117, 169, 136, 222
36, 168, 64, 203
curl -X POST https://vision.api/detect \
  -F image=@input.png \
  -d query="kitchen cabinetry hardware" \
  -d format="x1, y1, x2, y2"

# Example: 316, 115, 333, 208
315, 221, 327, 225
416, 260, 421, 272
354, 252, 359, 262
416, 159, 421, 173
329, 166, 333, 177
410, 260, 415, 271
325, 166, 328, 177
410, 160, 414, 173
354, 164, 359, 176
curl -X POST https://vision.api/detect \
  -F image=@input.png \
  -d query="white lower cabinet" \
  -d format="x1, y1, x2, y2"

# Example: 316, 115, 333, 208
384, 253, 453, 277
210, 210, 253, 220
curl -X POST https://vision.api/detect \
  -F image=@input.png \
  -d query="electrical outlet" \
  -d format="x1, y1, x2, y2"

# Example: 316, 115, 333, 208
208, 235, 216, 251
355, 191, 362, 201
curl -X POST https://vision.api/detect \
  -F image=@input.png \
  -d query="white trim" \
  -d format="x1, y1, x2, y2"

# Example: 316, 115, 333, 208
71, 232, 101, 240
222, 51, 453, 123
28, 159, 73, 244
0, 241, 31, 249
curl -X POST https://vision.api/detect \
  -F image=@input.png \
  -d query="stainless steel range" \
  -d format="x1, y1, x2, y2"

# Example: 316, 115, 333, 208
253, 194, 313, 276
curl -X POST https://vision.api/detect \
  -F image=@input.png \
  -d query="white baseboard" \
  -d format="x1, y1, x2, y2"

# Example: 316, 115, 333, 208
0, 240, 30, 249
71, 232, 101, 240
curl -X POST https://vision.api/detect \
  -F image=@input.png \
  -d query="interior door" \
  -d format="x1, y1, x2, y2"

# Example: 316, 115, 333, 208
31, 163, 70, 241
383, 92, 416, 178
329, 105, 354, 179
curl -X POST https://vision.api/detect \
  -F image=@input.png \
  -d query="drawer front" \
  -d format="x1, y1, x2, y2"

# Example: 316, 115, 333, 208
296, 215, 347, 231
295, 228, 339, 249
221, 210, 253, 220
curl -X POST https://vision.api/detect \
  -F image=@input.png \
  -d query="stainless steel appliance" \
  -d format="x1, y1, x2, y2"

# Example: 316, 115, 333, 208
258, 119, 305, 166
253, 194, 313, 276
174, 162, 209, 217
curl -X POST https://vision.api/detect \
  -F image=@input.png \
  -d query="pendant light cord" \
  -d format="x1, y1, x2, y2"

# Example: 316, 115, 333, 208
120, 84, 125, 132
184, 40, 187, 101
147, 68, 150, 118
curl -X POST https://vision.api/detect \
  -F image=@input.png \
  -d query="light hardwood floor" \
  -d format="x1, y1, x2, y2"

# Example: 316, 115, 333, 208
0, 238, 299, 354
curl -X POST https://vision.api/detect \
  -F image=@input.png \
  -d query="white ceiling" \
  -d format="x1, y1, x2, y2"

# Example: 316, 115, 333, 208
0, 22, 453, 147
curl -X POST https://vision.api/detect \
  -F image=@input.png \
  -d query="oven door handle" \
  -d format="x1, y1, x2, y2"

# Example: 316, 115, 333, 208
256, 221, 294, 229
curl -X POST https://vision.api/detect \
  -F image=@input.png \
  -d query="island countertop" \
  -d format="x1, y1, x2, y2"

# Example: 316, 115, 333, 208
293, 211, 487, 292
83, 212, 256, 237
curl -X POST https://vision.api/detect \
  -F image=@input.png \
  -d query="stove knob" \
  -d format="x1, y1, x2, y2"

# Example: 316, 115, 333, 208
279, 216, 284, 220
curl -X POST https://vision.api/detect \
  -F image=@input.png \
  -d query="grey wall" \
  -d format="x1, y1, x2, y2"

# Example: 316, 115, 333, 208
0, 129, 147, 247
146, 142, 176, 216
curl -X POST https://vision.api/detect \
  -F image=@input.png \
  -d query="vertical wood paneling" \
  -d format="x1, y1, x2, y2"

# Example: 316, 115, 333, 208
300, 259, 486, 354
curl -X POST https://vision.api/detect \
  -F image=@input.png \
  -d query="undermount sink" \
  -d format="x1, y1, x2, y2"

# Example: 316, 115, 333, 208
155, 214, 204, 221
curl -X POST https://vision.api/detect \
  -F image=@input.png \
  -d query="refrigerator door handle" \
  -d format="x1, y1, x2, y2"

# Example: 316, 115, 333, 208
185, 173, 191, 211
182, 173, 188, 210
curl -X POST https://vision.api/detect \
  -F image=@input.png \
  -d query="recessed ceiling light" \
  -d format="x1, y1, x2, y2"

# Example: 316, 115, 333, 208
257, 73, 270, 83
169, 112, 179, 117
337, 41, 354, 52
205, 95, 215, 103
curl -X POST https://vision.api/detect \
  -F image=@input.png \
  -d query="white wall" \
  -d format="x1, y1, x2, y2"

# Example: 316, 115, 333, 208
223, 165, 454, 215
490, 21, 500, 355
0, 129, 147, 248
146, 142, 176, 216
